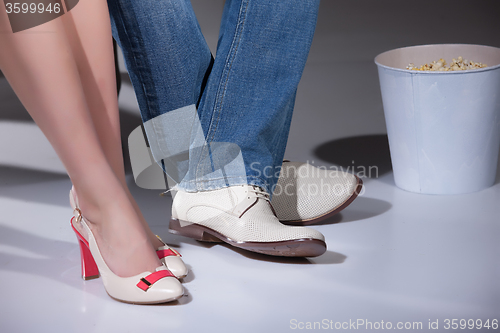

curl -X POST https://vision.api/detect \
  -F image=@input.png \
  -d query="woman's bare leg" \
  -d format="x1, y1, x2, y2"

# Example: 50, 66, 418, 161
0, 2, 161, 276
61, 1, 164, 248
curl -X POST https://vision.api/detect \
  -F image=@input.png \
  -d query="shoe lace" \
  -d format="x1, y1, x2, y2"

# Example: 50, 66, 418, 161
249, 186, 270, 201
159, 185, 179, 197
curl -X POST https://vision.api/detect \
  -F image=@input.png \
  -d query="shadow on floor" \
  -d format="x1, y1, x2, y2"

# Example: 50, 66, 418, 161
313, 134, 392, 179
313, 134, 500, 186
224, 245, 347, 265
311, 196, 392, 226
163, 234, 347, 265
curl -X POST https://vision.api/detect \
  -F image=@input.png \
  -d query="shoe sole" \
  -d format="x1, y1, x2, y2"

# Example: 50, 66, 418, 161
280, 176, 363, 226
168, 218, 326, 257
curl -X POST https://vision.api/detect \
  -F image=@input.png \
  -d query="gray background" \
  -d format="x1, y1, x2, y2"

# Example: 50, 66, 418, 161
0, 1, 499, 332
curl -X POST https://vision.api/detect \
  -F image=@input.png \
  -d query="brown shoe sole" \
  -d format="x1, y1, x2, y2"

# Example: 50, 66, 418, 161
168, 218, 326, 257
280, 176, 364, 226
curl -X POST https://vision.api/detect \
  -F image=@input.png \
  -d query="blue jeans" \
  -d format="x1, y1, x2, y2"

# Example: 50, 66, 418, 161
107, 0, 320, 194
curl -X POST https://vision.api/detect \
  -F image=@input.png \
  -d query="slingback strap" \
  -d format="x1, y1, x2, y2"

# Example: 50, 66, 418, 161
71, 216, 90, 247
137, 270, 175, 291
74, 208, 83, 224
156, 248, 182, 259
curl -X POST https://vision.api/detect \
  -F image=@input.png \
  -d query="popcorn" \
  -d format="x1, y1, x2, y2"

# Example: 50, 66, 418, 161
406, 56, 487, 71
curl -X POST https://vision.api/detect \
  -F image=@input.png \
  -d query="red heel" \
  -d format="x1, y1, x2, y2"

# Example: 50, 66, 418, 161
71, 217, 99, 280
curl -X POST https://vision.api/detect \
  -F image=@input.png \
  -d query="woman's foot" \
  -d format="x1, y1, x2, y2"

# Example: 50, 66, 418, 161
70, 188, 161, 278
70, 202, 183, 304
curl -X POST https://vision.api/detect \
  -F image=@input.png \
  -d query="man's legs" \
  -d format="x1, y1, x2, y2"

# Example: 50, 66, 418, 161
108, 0, 327, 257
201, 0, 362, 227
108, 0, 320, 193
197, 0, 321, 194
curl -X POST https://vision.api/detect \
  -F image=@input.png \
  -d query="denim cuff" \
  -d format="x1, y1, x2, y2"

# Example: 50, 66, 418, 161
175, 175, 271, 195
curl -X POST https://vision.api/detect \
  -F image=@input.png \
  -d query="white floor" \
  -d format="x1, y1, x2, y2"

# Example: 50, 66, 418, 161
1, 1, 499, 332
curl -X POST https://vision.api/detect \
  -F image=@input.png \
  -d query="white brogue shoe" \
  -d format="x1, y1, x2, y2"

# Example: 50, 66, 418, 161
271, 161, 363, 225
168, 185, 326, 257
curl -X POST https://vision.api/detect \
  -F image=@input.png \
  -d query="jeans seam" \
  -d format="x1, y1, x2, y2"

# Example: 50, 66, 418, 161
208, 0, 249, 144
195, 0, 250, 187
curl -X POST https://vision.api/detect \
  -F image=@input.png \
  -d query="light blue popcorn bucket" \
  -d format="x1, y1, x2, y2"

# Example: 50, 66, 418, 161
375, 44, 500, 194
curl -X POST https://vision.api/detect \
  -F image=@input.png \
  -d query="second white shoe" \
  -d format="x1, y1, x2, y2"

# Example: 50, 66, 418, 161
169, 185, 326, 257
272, 161, 363, 225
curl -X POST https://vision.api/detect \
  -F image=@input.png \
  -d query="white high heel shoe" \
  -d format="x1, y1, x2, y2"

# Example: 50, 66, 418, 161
69, 188, 188, 279
69, 190, 184, 304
